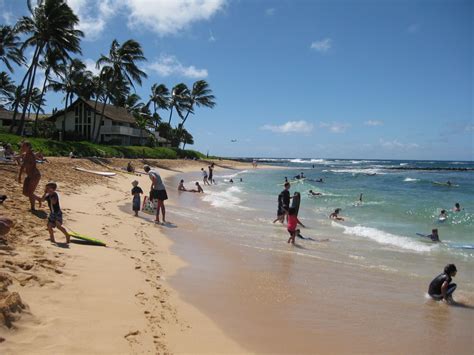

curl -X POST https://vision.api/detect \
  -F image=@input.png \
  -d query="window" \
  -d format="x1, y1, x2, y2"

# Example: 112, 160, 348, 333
74, 102, 92, 139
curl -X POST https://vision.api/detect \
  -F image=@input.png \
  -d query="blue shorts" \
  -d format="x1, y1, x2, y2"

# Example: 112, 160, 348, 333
48, 211, 63, 225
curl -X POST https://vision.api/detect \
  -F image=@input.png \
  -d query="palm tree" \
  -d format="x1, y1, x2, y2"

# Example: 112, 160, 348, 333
147, 83, 169, 128
0, 71, 16, 108
11, 0, 83, 135
48, 59, 91, 133
177, 80, 216, 143
34, 48, 64, 135
181, 129, 194, 150
167, 83, 190, 125
93, 39, 147, 142
0, 25, 24, 73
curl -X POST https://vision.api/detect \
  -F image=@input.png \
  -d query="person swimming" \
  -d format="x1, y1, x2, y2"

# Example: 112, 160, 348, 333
308, 190, 322, 196
453, 203, 462, 212
426, 228, 440, 242
428, 264, 457, 303
439, 209, 448, 221
329, 208, 344, 221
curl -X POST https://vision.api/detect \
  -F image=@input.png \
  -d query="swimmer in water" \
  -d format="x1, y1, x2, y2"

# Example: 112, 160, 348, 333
316, 178, 323, 183
329, 208, 344, 221
190, 182, 204, 193
359, 193, 363, 203
428, 264, 457, 304
453, 203, 462, 212
178, 179, 187, 191
446, 181, 452, 186
426, 228, 440, 242
439, 209, 448, 220
284, 177, 288, 183
308, 190, 322, 196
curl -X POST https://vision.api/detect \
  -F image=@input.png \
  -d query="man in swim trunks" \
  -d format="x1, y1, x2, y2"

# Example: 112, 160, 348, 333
273, 182, 291, 224
208, 163, 215, 185
428, 264, 457, 303
144, 165, 168, 224
18, 142, 41, 210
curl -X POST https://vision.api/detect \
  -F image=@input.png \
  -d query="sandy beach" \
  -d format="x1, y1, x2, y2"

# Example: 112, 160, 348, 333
1, 158, 473, 354
0, 157, 251, 354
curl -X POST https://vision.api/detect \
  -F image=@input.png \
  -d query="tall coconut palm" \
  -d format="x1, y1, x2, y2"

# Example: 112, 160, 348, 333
181, 129, 194, 150
177, 80, 216, 143
0, 71, 16, 108
147, 83, 169, 128
93, 39, 147, 142
0, 25, 24, 73
11, 0, 83, 135
167, 83, 190, 125
48, 59, 91, 133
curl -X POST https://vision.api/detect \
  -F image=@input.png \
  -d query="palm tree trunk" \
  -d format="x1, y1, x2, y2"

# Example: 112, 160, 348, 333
62, 92, 70, 137
34, 67, 50, 137
94, 96, 108, 143
177, 109, 192, 146
168, 106, 173, 125
17, 44, 44, 136
9, 45, 40, 133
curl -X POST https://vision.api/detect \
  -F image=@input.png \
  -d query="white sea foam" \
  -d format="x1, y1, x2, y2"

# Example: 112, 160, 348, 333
289, 158, 327, 164
332, 222, 433, 253
328, 168, 386, 175
400, 163, 408, 166
404, 177, 419, 182
202, 186, 250, 210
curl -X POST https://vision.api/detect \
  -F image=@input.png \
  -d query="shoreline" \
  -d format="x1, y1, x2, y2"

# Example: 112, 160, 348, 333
0, 158, 255, 353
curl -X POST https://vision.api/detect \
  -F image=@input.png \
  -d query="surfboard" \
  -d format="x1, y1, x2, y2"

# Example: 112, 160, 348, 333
69, 232, 106, 246
415, 234, 473, 249
74, 167, 116, 177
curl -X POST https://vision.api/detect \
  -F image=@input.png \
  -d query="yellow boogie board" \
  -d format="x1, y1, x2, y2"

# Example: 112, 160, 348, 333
70, 232, 106, 246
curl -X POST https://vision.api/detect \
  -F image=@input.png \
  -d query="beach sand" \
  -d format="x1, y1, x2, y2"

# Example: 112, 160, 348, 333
0, 157, 250, 354
1, 157, 472, 354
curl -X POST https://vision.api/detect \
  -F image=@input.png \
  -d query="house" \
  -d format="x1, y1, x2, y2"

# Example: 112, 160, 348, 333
48, 97, 168, 146
0, 107, 50, 135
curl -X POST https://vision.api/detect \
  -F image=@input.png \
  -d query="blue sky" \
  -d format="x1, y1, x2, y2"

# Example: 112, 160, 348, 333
1, 0, 472, 160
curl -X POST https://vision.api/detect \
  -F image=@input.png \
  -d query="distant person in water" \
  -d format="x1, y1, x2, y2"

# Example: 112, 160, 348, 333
191, 182, 204, 193
359, 193, 363, 203
273, 182, 291, 224
308, 190, 322, 196
428, 264, 457, 303
427, 229, 440, 242
229, 179, 234, 183
201, 168, 210, 186
284, 177, 288, 183
178, 180, 187, 191
240, 178, 243, 182
446, 181, 452, 186
439, 209, 448, 220
131, 180, 143, 217
208, 163, 215, 185
18, 142, 41, 210
453, 203, 462, 212
40, 182, 70, 244
329, 208, 344, 221
316, 178, 323, 183
287, 207, 298, 244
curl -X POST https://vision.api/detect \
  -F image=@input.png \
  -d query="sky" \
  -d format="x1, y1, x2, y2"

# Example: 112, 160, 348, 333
1, 0, 472, 160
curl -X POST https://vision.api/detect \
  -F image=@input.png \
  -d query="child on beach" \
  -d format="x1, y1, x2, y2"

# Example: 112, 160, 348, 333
329, 208, 344, 221
40, 182, 69, 244
201, 168, 210, 185
131, 180, 143, 217
287, 207, 298, 244
428, 229, 440, 242
178, 180, 187, 191
192, 182, 204, 193
428, 264, 457, 303
439, 209, 448, 221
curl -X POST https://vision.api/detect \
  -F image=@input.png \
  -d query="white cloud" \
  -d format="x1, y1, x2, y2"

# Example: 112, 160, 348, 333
364, 120, 384, 126
126, 0, 226, 36
407, 23, 420, 34
379, 139, 419, 150
265, 8, 275, 16
319, 122, 350, 133
66, 0, 226, 39
261, 120, 313, 134
83, 58, 101, 76
147, 55, 208, 79
310, 38, 332, 53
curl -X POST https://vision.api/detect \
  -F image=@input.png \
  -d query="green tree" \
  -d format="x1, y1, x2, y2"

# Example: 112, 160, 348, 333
181, 129, 194, 150
11, 0, 83, 135
147, 83, 169, 128
167, 83, 190, 125
93, 39, 147, 143
0, 71, 16, 108
0, 25, 24, 73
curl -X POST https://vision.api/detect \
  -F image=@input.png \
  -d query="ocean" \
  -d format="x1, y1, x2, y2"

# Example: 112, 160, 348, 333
171, 158, 474, 295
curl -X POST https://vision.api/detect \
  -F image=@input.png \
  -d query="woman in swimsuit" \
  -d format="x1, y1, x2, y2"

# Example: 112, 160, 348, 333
18, 142, 41, 210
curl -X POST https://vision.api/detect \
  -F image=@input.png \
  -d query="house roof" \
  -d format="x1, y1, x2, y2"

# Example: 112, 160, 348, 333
49, 97, 136, 125
0, 108, 50, 122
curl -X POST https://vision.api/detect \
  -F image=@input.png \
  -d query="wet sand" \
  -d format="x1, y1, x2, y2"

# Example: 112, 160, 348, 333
165, 172, 474, 354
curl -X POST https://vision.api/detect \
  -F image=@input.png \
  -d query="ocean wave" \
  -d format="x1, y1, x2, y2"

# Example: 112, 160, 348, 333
288, 158, 327, 164
400, 163, 408, 166
403, 177, 419, 182
326, 168, 386, 175
218, 170, 248, 179
202, 186, 251, 210
332, 223, 433, 252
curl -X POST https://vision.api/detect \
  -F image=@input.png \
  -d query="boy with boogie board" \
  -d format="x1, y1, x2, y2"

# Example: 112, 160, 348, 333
40, 182, 70, 244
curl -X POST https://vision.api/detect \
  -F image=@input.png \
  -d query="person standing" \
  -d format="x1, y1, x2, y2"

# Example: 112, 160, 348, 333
144, 165, 168, 224
208, 163, 215, 184
273, 182, 291, 223
201, 168, 210, 185
18, 142, 41, 210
